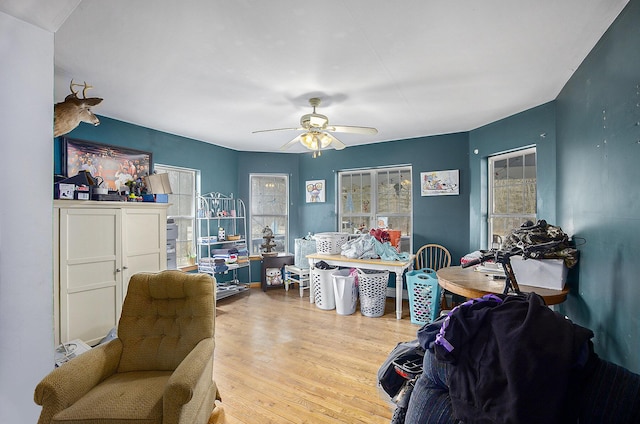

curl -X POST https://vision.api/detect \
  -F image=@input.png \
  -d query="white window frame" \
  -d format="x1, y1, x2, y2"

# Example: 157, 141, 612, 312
154, 163, 200, 267
487, 147, 536, 249
338, 165, 412, 253
249, 174, 289, 255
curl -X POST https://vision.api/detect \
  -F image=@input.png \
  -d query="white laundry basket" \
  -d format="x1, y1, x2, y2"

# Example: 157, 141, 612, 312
312, 266, 337, 310
357, 269, 389, 317
332, 269, 357, 315
314, 232, 349, 255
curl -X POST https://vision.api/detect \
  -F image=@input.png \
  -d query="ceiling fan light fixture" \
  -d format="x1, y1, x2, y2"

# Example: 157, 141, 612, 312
319, 133, 331, 148
259, 97, 378, 153
300, 132, 332, 152
300, 132, 317, 150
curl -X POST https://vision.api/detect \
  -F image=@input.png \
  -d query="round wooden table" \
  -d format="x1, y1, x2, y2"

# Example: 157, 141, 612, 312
436, 266, 569, 305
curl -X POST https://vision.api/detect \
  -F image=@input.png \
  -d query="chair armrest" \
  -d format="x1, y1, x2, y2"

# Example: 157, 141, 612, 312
164, 338, 215, 415
34, 339, 122, 424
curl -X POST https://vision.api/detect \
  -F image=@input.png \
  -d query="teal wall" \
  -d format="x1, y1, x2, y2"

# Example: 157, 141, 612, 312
468, 102, 557, 249
298, 133, 470, 261
236, 151, 302, 248
554, 0, 640, 372
57, 121, 471, 284
55, 116, 240, 196
51, 0, 640, 372
236, 132, 470, 261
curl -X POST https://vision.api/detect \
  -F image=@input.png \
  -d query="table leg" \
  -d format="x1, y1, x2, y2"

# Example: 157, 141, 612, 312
308, 258, 315, 304
396, 270, 403, 319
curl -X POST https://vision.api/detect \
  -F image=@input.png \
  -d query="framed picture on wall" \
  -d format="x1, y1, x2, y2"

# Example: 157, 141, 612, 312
62, 137, 152, 191
305, 179, 325, 203
420, 169, 459, 196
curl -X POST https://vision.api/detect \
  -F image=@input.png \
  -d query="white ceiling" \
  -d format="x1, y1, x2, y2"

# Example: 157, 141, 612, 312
1, 0, 629, 153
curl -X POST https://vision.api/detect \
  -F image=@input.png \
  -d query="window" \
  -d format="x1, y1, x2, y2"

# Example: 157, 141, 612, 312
154, 164, 200, 267
249, 174, 289, 255
488, 148, 536, 248
338, 166, 412, 252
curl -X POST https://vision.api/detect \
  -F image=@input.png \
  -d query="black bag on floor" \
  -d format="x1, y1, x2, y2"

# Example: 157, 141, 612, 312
377, 339, 424, 398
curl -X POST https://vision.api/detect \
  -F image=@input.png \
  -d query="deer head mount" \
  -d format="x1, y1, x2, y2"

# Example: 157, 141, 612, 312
54, 80, 103, 137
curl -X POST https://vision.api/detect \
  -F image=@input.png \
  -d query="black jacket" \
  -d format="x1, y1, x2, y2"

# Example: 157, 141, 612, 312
431, 293, 593, 424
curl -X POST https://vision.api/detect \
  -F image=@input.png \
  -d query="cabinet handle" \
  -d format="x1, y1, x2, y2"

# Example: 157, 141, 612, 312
123, 266, 128, 270
116, 268, 121, 273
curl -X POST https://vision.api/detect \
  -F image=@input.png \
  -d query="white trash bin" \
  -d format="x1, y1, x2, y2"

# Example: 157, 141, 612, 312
332, 269, 357, 315
312, 266, 337, 310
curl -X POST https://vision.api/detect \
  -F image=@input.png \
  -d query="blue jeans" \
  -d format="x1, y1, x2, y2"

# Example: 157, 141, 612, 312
405, 349, 460, 424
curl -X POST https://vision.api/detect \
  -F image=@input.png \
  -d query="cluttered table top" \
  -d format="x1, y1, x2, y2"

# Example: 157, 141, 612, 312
436, 266, 570, 305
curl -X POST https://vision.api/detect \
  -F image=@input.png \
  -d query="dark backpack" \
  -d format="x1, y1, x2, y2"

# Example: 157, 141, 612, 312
377, 339, 424, 398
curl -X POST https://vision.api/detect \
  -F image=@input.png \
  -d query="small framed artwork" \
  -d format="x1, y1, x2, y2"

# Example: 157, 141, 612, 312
63, 137, 152, 191
421, 169, 459, 196
306, 179, 325, 203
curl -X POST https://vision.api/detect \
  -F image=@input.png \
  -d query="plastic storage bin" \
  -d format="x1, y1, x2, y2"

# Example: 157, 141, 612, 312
312, 266, 337, 310
294, 238, 316, 268
314, 232, 349, 255
406, 268, 441, 325
332, 269, 358, 315
357, 268, 389, 317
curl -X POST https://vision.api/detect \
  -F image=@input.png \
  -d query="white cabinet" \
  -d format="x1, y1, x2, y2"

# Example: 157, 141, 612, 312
120, 207, 167, 295
54, 200, 168, 345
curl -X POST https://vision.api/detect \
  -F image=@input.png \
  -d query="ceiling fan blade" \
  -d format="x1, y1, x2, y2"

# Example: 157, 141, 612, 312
328, 125, 378, 135
252, 127, 303, 134
325, 133, 346, 150
279, 135, 302, 151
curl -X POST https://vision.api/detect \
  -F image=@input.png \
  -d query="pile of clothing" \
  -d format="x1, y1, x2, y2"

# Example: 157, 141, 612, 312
341, 233, 410, 261
235, 244, 249, 265
198, 257, 228, 273
199, 243, 249, 273
211, 248, 238, 264
502, 219, 579, 268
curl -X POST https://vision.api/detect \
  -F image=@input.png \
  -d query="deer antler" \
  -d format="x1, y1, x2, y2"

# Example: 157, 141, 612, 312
69, 80, 94, 99
69, 79, 79, 96
81, 82, 93, 98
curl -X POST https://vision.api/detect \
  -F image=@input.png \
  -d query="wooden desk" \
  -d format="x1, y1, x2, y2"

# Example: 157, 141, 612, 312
436, 266, 569, 305
307, 253, 414, 319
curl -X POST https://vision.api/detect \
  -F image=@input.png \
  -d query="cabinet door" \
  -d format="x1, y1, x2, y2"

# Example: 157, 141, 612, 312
59, 208, 122, 345
121, 207, 167, 297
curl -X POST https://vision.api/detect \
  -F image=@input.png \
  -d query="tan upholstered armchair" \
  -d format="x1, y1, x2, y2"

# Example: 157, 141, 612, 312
35, 270, 220, 424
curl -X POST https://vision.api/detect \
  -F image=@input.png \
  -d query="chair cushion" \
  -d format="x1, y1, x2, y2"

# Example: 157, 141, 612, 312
51, 371, 171, 424
118, 271, 215, 372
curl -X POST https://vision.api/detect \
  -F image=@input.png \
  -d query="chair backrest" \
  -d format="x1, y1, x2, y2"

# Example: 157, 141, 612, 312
415, 243, 451, 271
117, 270, 215, 372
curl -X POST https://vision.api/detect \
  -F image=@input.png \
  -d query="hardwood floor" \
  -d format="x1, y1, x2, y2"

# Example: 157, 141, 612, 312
213, 287, 419, 423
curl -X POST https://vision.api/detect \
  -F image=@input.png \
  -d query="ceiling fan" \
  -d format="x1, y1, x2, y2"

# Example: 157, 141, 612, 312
252, 98, 378, 158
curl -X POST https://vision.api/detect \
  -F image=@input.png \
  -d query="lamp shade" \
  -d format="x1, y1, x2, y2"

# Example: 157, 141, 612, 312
144, 173, 173, 194
300, 132, 331, 150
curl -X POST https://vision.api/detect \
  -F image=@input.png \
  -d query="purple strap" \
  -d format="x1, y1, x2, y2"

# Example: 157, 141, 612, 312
435, 294, 503, 353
